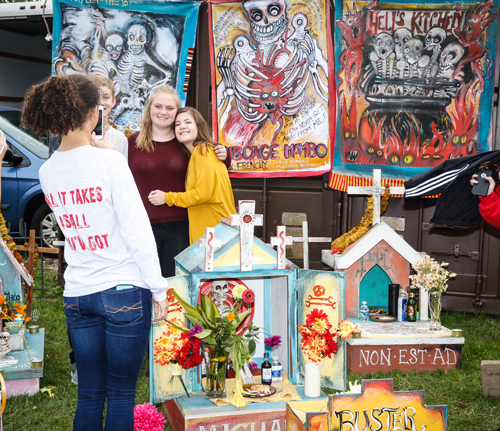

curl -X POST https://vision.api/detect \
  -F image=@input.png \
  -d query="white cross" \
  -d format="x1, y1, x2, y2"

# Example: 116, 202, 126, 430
347, 169, 405, 225
270, 226, 293, 269
230, 200, 263, 272
293, 221, 332, 270
198, 227, 221, 272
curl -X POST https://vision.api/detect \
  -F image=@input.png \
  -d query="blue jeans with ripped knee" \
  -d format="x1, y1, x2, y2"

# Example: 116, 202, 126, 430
64, 286, 151, 431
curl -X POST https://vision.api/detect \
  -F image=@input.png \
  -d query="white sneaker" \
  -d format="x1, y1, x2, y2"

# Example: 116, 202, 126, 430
71, 363, 78, 385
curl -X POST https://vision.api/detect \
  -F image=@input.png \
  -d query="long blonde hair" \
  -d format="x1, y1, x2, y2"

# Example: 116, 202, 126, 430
175, 107, 218, 157
136, 84, 180, 152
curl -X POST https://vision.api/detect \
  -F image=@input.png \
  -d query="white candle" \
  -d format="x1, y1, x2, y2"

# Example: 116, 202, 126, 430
304, 362, 321, 398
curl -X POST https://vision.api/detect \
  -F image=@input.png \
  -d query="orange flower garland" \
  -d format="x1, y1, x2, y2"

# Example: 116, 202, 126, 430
331, 185, 390, 254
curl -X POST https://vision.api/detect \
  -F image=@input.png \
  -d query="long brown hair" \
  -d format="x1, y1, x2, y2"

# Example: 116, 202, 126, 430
136, 84, 180, 152
175, 107, 218, 156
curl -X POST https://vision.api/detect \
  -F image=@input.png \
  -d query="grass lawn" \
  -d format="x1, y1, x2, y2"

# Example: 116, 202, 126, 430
3, 261, 500, 430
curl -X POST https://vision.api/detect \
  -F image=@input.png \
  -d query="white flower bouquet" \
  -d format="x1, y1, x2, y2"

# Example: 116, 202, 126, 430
409, 256, 456, 293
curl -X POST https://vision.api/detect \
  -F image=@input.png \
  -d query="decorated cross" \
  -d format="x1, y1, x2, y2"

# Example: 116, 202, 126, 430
230, 200, 263, 272
293, 221, 331, 270
347, 169, 405, 225
270, 226, 293, 269
198, 227, 221, 272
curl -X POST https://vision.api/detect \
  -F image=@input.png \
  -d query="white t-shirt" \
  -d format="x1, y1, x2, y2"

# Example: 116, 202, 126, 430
106, 126, 128, 161
39, 145, 167, 301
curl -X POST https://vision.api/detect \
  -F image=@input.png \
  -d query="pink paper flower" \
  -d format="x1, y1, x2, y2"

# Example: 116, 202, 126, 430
242, 289, 255, 304
134, 402, 166, 431
264, 335, 282, 347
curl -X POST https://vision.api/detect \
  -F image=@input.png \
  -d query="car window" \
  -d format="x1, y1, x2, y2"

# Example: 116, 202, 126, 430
0, 116, 49, 160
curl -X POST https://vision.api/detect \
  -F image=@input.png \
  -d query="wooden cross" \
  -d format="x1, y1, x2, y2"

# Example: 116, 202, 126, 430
198, 227, 221, 272
230, 200, 263, 272
347, 169, 405, 225
293, 221, 332, 270
270, 226, 293, 269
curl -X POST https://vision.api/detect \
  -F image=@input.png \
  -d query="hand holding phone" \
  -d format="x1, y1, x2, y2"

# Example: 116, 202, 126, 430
471, 169, 493, 197
92, 105, 104, 139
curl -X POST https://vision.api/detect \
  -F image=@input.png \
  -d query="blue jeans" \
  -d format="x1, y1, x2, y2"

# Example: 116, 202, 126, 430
64, 287, 152, 431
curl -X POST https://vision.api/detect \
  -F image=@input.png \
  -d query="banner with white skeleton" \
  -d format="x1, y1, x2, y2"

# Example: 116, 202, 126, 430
329, 0, 499, 191
52, 0, 199, 132
209, 0, 334, 178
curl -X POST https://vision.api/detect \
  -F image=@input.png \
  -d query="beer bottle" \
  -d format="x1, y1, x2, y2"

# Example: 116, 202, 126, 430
407, 290, 417, 322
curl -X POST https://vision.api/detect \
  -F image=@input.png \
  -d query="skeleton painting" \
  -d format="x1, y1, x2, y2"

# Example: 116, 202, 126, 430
209, 0, 333, 177
51, 0, 199, 131
198, 279, 255, 334
330, 0, 499, 190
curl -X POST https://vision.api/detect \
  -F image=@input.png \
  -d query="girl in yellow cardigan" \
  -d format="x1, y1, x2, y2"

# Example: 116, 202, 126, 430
148, 107, 236, 243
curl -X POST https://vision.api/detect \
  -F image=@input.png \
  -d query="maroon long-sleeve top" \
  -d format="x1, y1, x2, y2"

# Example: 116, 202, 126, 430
128, 132, 231, 224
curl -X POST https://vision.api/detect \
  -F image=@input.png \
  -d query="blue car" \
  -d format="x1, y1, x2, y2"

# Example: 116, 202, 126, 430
0, 111, 57, 246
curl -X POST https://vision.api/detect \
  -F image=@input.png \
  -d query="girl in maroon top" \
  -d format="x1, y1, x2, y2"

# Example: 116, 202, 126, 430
128, 85, 230, 276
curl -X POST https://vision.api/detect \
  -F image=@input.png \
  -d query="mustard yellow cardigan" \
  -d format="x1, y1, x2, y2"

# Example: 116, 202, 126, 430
164, 146, 236, 243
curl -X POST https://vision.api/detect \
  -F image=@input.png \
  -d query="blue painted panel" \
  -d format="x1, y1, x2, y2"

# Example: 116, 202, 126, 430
297, 270, 347, 391
359, 265, 392, 311
2, 329, 44, 380
0, 240, 25, 303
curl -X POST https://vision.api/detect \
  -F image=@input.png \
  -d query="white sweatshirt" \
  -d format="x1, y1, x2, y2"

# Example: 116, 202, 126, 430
39, 145, 167, 301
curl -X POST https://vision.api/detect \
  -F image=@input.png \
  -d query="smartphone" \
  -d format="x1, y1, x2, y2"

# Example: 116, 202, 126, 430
92, 105, 104, 139
471, 169, 492, 197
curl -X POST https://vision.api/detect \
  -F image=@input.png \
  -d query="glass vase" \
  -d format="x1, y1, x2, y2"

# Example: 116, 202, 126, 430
201, 343, 228, 398
429, 291, 442, 331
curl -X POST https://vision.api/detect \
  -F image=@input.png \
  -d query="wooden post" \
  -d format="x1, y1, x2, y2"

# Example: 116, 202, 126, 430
347, 169, 405, 225
292, 221, 332, 269
26, 230, 36, 316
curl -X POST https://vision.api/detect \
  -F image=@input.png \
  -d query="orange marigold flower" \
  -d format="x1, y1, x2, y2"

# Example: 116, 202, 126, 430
227, 312, 235, 322
0, 297, 4, 305
25, 317, 31, 323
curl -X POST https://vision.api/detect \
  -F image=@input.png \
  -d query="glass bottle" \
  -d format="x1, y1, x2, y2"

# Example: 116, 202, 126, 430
261, 352, 272, 385
407, 291, 417, 322
271, 356, 283, 390
359, 301, 369, 321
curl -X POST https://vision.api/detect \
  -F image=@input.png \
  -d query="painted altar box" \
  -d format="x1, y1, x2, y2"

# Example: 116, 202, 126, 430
149, 218, 347, 428
322, 221, 423, 318
321, 222, 464, 373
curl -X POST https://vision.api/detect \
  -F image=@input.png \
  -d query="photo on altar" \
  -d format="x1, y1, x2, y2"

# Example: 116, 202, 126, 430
197, 276, 288, 363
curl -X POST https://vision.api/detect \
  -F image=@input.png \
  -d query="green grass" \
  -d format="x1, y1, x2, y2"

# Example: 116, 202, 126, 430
3, 261, 500, 430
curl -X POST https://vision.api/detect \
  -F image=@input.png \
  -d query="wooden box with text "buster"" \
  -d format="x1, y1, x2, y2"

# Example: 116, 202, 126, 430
163, 386, 327, 431
346, 321, 464, 373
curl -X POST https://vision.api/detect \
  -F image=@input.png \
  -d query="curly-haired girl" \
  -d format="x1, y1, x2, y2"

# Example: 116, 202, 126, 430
22, 74, 168, 431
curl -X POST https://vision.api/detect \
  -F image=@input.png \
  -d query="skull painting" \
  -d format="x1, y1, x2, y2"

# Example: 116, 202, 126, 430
374, 32, 395, 60
424, 27, 446, 52
243, 0, 288, 44
211, 279, 231, 317
438, 42, 465, 79
393, 28, 412, 61
211, 279, 229, 304
403, 38, 424, 65
105, 33, 124, 61
127, 24, 147, 55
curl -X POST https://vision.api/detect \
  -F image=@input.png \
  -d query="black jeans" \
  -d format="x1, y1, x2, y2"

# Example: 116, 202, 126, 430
151, 220, 190, 277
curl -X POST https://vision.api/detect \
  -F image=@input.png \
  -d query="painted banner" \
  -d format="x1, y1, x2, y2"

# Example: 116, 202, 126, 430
51, 0, 199, 131
330, 0, 499, 191
208, 0, 334, 177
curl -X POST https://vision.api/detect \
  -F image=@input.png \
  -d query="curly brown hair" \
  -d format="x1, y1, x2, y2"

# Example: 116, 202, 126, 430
21, 75, 99, 136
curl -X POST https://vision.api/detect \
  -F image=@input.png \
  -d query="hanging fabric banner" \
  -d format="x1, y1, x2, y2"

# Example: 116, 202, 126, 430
51, 0, 200, 131
208, 0, 335, 178
329, 0, 499, 191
